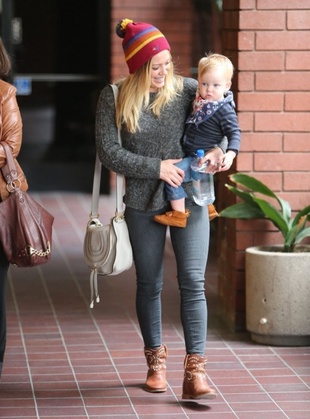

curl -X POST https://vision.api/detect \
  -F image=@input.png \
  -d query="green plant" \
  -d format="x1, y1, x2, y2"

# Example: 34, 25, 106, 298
220, 173, 310, 252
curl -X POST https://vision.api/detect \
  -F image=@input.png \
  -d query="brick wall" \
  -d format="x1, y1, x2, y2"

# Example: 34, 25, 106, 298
218, 0, 310, 331
109, 0, 310, 332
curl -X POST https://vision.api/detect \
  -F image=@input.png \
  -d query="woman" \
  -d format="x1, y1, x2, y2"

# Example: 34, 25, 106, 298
95, 19, 223, 400
0, 38, 27, 378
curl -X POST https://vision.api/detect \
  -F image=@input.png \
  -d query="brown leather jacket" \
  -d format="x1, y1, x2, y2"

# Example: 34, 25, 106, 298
0, 79, 28, 200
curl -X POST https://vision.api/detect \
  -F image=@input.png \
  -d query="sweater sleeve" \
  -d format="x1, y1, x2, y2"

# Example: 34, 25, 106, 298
95, 85, 162, 179
220, 105, 241, 154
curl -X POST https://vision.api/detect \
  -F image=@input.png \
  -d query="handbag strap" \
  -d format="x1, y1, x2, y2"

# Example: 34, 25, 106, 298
0, 142, 19, 189
90, 84, 125, 218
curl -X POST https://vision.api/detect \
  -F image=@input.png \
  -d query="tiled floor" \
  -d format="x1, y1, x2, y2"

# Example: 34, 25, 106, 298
0, 192, 309, 419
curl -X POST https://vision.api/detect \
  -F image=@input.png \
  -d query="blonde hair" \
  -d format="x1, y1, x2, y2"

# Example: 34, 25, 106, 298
116, 55, 183, 133
198, 53, 234, 82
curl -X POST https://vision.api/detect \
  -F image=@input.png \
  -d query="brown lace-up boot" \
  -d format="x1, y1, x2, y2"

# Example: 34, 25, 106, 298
144, 344, 168, 392
153, 210, 190, 228
182, 354, 217, 400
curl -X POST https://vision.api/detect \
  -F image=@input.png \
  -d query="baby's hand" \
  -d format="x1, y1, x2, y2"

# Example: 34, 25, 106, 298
219, 151, 236, 172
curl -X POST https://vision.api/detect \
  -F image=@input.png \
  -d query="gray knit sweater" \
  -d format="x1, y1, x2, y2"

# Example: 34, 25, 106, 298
95, 77, 197, 211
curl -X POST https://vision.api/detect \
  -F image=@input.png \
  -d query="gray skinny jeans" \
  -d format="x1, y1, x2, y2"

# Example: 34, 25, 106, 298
125, 198, 210, 356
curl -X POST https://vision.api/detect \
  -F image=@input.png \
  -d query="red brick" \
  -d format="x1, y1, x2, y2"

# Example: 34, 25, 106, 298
238, 72, 255, 91
235, 231, 255, 250
238, 31, 255, 50
239, 52, 284, 71
255, 112, 310, 131
240, 11, 286, 29
240, 0, 256, 9
253, 231, 283, 247
221, 0, 310, 332
286, 52, 310, 70
285, 93, 310, 111
230, 272, 244, 296
240, 133, 282, 151
256, 72, 310, 91
284, 134, 310, 152
288, 10, 310, 29
257, 0, 310, 10
236, 153, 253, 171
254, 152, 310, 171
238, 112, 254, 131
256, 31, 310, 50
233, 250, 245, 270
281, 192, 310, 211
227, 172, 281, 192
251, 172, 282, 191
238, 214, 273, 232
284, 173, 310, 191
230, 250, 245, 270
238, 92, 284, 111
238, 218, 277, 232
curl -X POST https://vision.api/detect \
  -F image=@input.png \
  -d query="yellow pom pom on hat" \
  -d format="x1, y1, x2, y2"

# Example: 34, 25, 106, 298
116, 18, 171, 74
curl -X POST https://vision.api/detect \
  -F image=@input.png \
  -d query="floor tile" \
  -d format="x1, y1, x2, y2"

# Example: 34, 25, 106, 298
0, 193, 309, 419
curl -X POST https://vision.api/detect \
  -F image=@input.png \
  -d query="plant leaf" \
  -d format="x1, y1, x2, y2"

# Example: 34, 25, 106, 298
295, 226, 310, 243
220, 202, 265, 219
278, 196, 291, 222
222, 173, 310, 251
292, 205, 310, 227
230, 173, 291, 220
230, 173, 277, 198
252, 197, 289, 235
225, 184, 259, 205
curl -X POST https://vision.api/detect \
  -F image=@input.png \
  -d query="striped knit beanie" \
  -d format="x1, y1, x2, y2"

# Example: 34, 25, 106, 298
116, 18, 171, 74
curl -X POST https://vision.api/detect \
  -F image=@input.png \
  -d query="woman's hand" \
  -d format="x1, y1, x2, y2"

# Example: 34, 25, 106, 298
160, 159, 184, 187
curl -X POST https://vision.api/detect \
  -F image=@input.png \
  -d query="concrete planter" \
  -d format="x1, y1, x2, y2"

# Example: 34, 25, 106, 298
245, 245, 310, 346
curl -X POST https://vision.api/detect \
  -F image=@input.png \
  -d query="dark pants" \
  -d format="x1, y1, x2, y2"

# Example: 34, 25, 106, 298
0, 243, 9, 376
125, 198, 210, 356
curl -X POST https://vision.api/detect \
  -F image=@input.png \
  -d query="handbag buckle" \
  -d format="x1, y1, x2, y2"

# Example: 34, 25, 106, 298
6, 178, 21, 193
114, 212, 125, 222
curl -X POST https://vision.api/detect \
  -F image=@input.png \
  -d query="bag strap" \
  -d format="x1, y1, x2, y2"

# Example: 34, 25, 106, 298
0, 142, 20, 191
90, 84, 125, 218
1, 142, 17, 178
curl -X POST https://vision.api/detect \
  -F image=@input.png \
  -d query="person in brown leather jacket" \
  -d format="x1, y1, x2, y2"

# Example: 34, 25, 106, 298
0, 38, 27, 378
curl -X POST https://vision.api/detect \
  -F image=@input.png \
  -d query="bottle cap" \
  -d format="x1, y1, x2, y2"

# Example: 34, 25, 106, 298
197, 149, 204, 158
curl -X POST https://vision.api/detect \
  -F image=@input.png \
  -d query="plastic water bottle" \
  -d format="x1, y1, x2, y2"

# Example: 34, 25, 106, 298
190, 149, 215, 206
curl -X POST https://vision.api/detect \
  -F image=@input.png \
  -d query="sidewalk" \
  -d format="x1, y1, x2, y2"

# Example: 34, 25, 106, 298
0, 192, 309, 419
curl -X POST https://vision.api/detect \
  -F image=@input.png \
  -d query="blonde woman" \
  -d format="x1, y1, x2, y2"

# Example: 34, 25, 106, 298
96, 19, 225, 400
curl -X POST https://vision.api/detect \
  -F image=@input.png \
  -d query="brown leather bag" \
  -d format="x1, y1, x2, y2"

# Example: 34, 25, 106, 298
0, 157, 28, 201
0, 142, 54, 267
